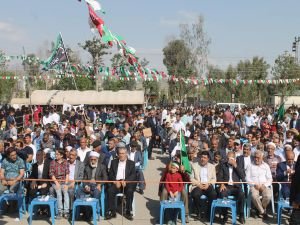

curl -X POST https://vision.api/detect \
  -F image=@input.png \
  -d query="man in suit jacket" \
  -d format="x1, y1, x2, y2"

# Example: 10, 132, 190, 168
276, 150, 296, 199
217, 151, 246, 224
290, 113, 300, 131
77, 151, 108, 200
145, 109, 159, 160
106, 147, 136, 221
190, 151, 217, 220
128, 141, 145, 193
67, 149, 85, 209
29, 150, 51, 199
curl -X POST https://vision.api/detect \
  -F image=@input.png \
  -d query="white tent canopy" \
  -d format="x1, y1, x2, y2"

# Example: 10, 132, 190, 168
29, 90, 145, 105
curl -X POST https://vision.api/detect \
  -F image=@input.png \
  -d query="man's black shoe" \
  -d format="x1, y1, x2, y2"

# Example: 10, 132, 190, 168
238, 216, 245, 224
221, 215, 228, 224
263, 213, 270, 221
105, 211, 116, 220
124, 211, 133, 221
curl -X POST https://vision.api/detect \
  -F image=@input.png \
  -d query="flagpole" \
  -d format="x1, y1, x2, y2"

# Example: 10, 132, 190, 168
59, 32, 78, 90
179, 129, 183, 166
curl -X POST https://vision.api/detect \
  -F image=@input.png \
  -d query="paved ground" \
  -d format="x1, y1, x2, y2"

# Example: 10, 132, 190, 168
0, 149, 291, 225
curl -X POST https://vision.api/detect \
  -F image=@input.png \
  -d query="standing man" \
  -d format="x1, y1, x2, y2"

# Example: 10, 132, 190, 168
146, 110, 159, 160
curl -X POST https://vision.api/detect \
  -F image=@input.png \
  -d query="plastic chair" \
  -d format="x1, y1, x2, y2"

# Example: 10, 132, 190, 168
114, 193, 135, 216
28, 196, 57, 225
210, 199, 237, 225
277, 198, 292, 225
0, 183, 26, 220
72, 198, 100, 225
246, 184, 275, 218
100, 185, 105, 217
159, 200, 186, 225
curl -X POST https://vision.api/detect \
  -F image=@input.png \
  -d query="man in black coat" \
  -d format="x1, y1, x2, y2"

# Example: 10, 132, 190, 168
29, 150, 51, 200
145, 109, 159, 160
106, 147, 136, 221
217, 151, 245, 224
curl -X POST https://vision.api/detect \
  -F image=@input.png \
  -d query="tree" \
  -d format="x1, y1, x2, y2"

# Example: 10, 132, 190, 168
272, 52, 300, 103
180, 15, 211, 77
52, 77, 94, 91
140, 58, 159, 106
0, 50, 6, 70
22, 53, 43, 92
0, 71, 16, 102
163, 39, 195, 104
79, 37, 110, 91
237, 57, 269, 104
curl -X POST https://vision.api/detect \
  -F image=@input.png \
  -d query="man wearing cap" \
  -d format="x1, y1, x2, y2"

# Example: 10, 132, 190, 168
264, 142, 281, 181
67, 149, 84, 209
233, 139, 242, 157
77, 151, 107, 200
106, 147, 136, 220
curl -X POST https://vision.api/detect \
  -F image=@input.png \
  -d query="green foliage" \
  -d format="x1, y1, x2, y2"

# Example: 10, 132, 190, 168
0, 71, 16, 102
272, 52, 300, 102
102, 53, 136, 91
163, 39, 196, 103
79, 37, 110, 71
52, 77, 95, 91
0, 50, 6, 70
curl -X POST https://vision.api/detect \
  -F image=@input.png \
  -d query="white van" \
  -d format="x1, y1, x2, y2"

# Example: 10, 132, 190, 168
216, 103, 247, 111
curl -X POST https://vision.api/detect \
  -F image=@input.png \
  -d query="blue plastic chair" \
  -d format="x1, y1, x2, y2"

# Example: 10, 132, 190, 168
100, 185, 105, 217
159, 200, 186, 225
210, 199, 237, 225
28, 197, 57, 225
72, 198, 100, 225
0, 184, 26, 220
246, 184, 275, 218
277, 198, 292, 225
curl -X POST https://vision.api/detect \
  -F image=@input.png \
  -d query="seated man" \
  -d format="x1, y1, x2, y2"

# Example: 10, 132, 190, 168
29, 150, 51, 199
128, 141, 145, 194
0, 147, 25, 194
190, 151, 217, 220
246, 150, 273, 220
77, 151, 107, 199
276, 150, 295, 199
217, 151, 245, 224
106, 147, 136, 221
67, 149, 84, 210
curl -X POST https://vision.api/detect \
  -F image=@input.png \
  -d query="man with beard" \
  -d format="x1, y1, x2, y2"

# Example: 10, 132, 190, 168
77, 151, 107, 200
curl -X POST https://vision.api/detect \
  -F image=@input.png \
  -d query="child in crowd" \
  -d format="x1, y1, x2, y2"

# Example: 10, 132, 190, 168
165, 161, 183, 225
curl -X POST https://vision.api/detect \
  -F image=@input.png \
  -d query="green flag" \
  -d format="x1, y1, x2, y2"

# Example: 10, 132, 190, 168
42, 33, 68, 70
277, 102, 285, 121
180, 130, 191, 174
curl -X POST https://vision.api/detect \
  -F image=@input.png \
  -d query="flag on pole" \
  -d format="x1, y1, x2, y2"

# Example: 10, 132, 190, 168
88, 4, 104, 36
42, 34, 67, 70
277, 102, 285, 121
180, 129, 191, 174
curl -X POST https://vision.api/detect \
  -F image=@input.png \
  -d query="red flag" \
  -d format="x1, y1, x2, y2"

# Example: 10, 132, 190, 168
88, 5, 104, 36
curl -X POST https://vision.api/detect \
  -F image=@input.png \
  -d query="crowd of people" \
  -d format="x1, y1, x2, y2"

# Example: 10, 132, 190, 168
0, 104, 300, 224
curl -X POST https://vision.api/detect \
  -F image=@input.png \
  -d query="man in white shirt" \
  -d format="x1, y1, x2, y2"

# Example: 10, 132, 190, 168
106, 147, 136, 221
246, 150, 272, 220
50, 108, 60, 125
171, 113, 186, 140
77, 137, 91, 162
